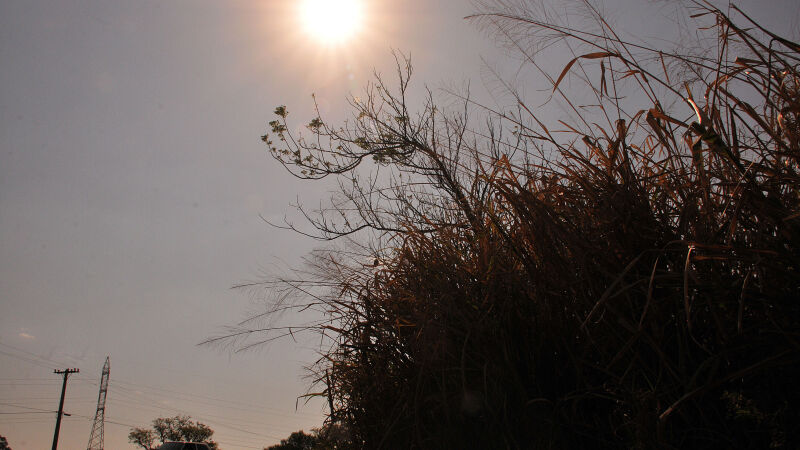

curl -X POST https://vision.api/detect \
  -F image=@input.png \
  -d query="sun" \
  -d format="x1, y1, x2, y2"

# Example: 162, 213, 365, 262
300, 0, 364, 45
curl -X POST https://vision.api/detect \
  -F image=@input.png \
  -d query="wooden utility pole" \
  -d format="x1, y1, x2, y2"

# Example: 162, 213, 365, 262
52, 368, 79, 450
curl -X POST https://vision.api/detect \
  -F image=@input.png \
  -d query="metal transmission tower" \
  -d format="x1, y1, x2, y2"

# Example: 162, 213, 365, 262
86, 357, 110, 450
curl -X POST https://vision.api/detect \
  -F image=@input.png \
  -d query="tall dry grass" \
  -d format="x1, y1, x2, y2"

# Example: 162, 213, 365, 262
246, 1, 800, 448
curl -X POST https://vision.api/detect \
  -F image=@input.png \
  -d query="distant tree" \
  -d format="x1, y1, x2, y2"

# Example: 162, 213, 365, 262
129, 415, 218, 450
265, 430, 317, 450
0, 435, 11, 450
128, 428, 156, 450
266, 424, 350, 450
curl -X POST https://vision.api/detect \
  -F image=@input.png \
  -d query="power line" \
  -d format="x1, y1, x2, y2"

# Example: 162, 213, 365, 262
0, 341, 319, 447
108, 387, 302, 437
0, 377, 60, 381
0, 350, 58, 370
0, 402, 58, 412
67, 411, 271, 448
102, 380, 321, 439
110, 378, 320, 418
0, 341, 72, 367
105, 385, 285, 441
100, 400, 295, 440
0, 397, 95, 402
0, 418, 57, 424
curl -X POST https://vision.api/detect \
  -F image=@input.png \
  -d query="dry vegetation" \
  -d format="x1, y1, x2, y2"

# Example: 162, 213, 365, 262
237, 1, 799, 448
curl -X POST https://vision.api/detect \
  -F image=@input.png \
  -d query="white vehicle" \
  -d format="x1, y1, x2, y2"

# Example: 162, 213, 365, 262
158, 443, 211, 450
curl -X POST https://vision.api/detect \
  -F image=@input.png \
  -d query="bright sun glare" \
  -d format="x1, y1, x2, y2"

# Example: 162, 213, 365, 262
300, 0, 363, 45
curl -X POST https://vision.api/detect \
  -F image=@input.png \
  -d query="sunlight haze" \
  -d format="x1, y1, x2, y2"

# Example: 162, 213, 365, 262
1, 0, 797, 448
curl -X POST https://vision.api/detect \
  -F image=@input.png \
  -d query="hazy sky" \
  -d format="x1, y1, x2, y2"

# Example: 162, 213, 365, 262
1, 1, 797, 449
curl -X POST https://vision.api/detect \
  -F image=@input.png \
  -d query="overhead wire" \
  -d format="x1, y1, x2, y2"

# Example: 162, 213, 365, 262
0, 341, 320, 447
0, 401, 59, 412
102, 383, 289, 442
0, 341, 73, 368
0, 350, 59, 370
63, 411, 270, 449
111, 377, 321, 417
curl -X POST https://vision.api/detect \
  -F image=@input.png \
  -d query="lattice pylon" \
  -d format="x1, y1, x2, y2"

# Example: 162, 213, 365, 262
87, 357, 110, 450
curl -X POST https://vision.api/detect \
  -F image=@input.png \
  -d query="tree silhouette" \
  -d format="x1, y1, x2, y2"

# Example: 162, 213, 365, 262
129, 415, 218, 450
265, 430, 317, 450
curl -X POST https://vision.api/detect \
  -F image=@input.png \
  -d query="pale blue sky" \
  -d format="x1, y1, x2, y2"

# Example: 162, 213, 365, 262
1, 1, 796, 449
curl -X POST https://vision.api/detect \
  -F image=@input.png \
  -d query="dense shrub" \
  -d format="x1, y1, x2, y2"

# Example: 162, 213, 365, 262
247, 2, 800, 448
